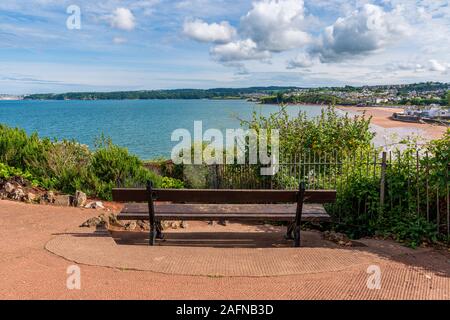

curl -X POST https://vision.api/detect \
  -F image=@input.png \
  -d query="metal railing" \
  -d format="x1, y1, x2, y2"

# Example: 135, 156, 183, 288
187, 149, 449, 237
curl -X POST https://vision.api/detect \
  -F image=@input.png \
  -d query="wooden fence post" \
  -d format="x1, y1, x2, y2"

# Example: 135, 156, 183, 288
379, 152, 387, 215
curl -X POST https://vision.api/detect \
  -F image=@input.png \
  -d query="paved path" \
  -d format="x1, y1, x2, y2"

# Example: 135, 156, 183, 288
0, 200, 449, 299
46, 228, 377, 277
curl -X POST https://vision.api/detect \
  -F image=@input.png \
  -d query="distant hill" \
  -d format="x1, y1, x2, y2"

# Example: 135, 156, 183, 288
23, 82, 449, 100
23, 87, 300, 100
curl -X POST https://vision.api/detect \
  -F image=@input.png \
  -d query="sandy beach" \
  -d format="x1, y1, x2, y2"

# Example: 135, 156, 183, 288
337, 106, 448, 148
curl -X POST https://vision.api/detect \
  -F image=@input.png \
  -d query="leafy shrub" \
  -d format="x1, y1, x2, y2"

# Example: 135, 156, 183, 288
89, 136, 161, 199
0, 124, 52, 177
329, 132, 449, 246
0, 162, 41, 187
239, 108, 449, 247
242, 106, 374, 157
0, 125, 163, 200
378, 215, 438, 248
160, 176, 184, 189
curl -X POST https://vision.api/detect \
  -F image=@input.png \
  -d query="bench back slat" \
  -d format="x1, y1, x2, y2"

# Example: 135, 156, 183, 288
112, 188, 336, 204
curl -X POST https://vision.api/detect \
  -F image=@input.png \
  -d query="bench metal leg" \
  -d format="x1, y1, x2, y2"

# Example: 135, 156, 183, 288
285, 222, 294, 240
147, 180, 157, 246
156, 221, 164, 240
149, 222, 165, 245
294, 182, 305, 248
149, 228, 156, 246
293, 225, 301, 247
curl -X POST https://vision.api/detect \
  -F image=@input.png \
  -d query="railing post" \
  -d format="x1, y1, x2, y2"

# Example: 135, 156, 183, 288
379, 152, 387, 216
214, 163, 220, 189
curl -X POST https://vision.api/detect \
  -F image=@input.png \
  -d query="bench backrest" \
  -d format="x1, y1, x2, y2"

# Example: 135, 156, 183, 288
112, 188, 336, 204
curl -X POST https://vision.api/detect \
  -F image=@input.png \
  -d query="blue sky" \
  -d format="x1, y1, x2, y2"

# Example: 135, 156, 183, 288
0, 0, 449, 94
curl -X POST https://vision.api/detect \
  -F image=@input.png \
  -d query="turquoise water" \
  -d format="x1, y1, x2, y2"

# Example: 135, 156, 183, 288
0, 99, 323, 159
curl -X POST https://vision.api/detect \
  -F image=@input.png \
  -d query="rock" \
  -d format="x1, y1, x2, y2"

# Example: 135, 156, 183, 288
95, 220, 108, 230
180, 221, 188, 229
101, 213, 123, 228
323, 231, 351, 246
106, 213, 122, 227
54, 194, 71, 206
137, 220, 150, 231
4, 182, 14, 194
80, 216, 102, 228
43, 191, 56, 203
11, 188, 25, 201
80, 212, 122, 229
161, 221, 171, 230
73, 191, 87, 207
85, 201, 105, 209
125, 221, 137, 231
160, 221, 184, 230
25, 192, 38, 203
218, 220, 228, 226
11, 176, 27, 187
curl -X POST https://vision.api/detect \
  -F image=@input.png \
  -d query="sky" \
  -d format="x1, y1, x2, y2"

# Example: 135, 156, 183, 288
0, 0, 449, 94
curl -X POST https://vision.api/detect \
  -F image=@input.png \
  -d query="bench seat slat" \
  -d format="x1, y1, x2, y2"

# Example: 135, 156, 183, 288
112, 188, 336, 204
117, 213, 330, 222
118, 203, 331, 222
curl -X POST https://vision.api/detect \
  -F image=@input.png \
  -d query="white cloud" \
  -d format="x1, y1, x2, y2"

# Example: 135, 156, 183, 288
185, 0, 313, 64
385, 61, 426, 73
110, 8, 136, 31
113, 37, 127, 44
240, 0, 311, 52
287, 52, 315, 69
9, 0, 449, 88
312, 4, 410, 63
381, 58, 450, 75
211, 39, 271, 62
183, 19, 236, 43
428, 59, 449, 72
221, 62, 250, 75
188, 1, 419, 73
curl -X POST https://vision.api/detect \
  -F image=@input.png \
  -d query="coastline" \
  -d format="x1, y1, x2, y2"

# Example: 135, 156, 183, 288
337, 106, 447, 148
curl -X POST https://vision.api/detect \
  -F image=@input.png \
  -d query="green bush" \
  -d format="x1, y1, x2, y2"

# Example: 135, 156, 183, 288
0, 162, 41, 187
242, 106, 374, 157
0, 125, 163, 200
239, 107, 449, 247
88, 137, 162, 199
378, 215, 438, 248
160, 176, 184, 189
328, 132, 450, 246
0, 124, 52, 177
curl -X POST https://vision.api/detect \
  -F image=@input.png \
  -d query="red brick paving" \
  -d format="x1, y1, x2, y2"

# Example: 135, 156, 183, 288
0, 200, 449, 299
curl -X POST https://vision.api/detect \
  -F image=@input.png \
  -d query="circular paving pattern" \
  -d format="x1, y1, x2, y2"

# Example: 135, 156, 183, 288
46, 228, 378, 277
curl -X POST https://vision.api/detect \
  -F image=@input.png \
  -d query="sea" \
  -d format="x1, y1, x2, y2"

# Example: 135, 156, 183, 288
0, 99, 324, 159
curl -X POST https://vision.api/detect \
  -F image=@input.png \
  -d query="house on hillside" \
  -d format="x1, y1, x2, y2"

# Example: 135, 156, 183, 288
403, 105, 450, 120
420, 107, 450, 118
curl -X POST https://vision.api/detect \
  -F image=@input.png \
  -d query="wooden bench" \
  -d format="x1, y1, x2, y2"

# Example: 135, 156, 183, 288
112, 182, 336, 247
